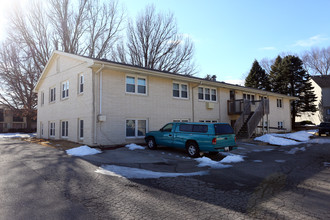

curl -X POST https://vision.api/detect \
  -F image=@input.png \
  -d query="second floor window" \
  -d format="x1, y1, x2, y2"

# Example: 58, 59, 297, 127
79, 74, 84, 93
277, 99, 282, 108
50, 87, 56, 102
62, 81, 69, 99
198, 87, 217, 101
173, 83, 188, 98
126, 76, 146, 95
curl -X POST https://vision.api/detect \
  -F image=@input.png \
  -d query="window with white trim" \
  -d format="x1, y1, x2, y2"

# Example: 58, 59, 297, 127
79, 119, 84, 139
61, 81, 69, 99
278, 121, 283, 129
41, 91, 44, 105
199, 120, 218, 123
79, 74, 84, 94
173, 119, 189, 122
173, 83, 188, 98
126, 75, 146, 95
198, 87, 217, 101
49, 122, 55, 137
50, 87, 56, 102
61, 121, 68, 137
126, 119, 147, 138
277, 99, 282, 108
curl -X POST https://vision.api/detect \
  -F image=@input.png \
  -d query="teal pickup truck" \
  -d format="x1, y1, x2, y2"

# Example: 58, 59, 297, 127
145, 122, 237, 157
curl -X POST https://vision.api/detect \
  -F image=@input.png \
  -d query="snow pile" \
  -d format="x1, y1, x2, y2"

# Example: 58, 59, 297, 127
220, 155, 245, 163
309, 138, 330, 144
255, 134, 301, 146
195, 154, 244, 169
195, 157, 232, 169
66, 145, 101, 156
0, 133, 36, 138
272, 131, 314, 142
95, 165, 208, 179
125, 143, 145, 150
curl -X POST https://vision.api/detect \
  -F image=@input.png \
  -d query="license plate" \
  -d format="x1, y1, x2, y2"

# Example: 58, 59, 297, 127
225, 147, 229, 151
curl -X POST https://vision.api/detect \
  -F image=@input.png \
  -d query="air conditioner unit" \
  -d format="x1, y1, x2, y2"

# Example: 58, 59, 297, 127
98, 114, 107, 122
206, 102, 214, 109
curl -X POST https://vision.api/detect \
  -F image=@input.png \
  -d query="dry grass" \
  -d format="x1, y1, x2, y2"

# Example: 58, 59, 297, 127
23, 137, 82, 151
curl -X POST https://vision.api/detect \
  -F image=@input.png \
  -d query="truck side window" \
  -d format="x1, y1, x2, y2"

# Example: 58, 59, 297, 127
179, 124, 193, 132
162, 123, 173, 132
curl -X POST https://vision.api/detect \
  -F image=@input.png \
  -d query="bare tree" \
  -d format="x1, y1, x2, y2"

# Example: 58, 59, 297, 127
0, 0, 124, 130
259, 58, 274, 75
301, 47, 330, 76
114, 5, 196, 75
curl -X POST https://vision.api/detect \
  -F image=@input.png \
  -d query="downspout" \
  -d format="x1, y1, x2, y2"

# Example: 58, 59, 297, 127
192, 82, 202, 122
93, 64, 105, 145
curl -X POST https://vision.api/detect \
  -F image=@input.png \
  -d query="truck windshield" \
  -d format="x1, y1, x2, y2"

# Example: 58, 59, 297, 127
214, 124, 234, 135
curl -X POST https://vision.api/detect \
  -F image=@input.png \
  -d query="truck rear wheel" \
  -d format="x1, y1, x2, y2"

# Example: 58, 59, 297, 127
186, 142, 200, 158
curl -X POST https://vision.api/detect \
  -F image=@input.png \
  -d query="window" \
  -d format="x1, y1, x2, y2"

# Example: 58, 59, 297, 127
61, 121, 68, 137
173, 83, 188, 98
126, 119, 147, 138
50, 87, 56, 102
278, 121, 283, 129
79, 74, 84, 94
41, 92, 44, 105
49, 122, 55, 137
277, 99, 282, 108
214, 124, 234, 135
79, 119, 84, 139
161, 123, 173, 132
0, 109, 3, 122
126, 76, 147, 95
198, 87, 217, 101
243, 93, 255, 102
173, 119, 189, 122
199, 120, 218, 123
327, 109, 330, 115
61, 81, 69, 99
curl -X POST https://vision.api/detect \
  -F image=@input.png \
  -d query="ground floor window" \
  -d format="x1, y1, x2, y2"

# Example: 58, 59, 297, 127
49, 122, 55, 137
79, 119, 84, 139
61, 121, 68, 137
199, 120, 218, 123
126, 119, 147, 138
278, 121, 283, 129
40, 122, 43, 136
173, 119, 189, 122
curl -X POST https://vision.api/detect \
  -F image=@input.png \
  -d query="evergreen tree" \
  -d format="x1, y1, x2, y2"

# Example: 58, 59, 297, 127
269, 56, 285, 93
271, 55, 317, 127
245, 60, 271, 91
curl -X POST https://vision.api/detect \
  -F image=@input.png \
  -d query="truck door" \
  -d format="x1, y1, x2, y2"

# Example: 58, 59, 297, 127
157, 123, 175, 146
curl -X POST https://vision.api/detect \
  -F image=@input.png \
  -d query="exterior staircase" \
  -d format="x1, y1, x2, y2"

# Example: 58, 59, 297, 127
234, 99, 269, 138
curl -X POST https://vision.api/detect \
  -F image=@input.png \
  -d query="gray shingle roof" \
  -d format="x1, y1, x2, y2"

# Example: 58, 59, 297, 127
311, 75, 330, 88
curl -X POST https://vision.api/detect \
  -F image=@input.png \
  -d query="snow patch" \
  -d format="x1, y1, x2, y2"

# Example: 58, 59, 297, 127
195, 157, 232, 169
220, 155, 245, 163
253, 160, 263, 163
272, 131, 314, 142
95, 165, 208, 179
0, 133, 36, 138
66, 145, 101, 156
286, 147, 306, 155
309, 138, 330, 144
255, 134, 301, 146
275, 160, 286, 163
125, 143, 145, 150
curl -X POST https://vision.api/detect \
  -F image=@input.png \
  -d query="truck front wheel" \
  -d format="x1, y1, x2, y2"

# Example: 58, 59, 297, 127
146, 137, 157, 150
186, 141, 200, 158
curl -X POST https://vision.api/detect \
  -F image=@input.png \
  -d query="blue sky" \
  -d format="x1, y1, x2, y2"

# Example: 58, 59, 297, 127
120, 0, 330, 83
1, 0, 329, 84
